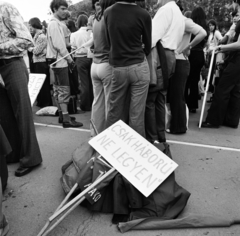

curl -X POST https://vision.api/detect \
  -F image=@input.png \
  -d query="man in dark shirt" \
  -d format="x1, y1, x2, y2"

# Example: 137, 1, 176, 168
104, 0, 152, 137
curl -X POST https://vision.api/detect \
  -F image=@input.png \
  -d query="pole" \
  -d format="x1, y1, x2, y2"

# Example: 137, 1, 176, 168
49, 167, 116, 222
50, 46, 83, 67
199, 49, 216, 128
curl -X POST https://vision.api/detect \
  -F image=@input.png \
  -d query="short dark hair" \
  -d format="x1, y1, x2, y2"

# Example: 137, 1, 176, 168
232, 10, 238, 17
50, 0, 68, 13
29, 17, 42, 30
76, 14, 88, 29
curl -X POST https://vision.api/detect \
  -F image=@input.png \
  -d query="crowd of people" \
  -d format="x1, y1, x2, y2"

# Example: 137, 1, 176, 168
1, 0, 240, 234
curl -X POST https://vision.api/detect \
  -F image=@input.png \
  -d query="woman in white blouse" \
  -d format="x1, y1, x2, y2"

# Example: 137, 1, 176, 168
206, 19, 223, 96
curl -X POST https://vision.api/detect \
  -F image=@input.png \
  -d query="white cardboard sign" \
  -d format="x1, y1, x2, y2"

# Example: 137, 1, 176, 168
89, 120, 178, 197
28, 73, 46, 106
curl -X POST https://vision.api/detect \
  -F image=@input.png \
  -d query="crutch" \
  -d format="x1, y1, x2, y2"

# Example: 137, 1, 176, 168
38, 167, 116, 236
199, 49, 216, 128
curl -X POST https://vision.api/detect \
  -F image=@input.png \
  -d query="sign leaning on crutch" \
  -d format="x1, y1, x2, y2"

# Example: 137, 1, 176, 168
37, 120, 178, 236
199, 49, 216, 128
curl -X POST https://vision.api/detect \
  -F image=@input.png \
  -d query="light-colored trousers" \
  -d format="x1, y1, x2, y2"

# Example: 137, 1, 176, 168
90, 62, 113, 136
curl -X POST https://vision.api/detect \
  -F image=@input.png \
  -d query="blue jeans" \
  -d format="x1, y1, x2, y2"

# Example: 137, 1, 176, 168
106, 59, 150, 137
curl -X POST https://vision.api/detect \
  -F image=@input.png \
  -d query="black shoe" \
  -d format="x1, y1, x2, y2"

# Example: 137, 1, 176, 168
15, 166, 34, 177
222, 122, 238, 129
201, 122, 219, 128
58, 116, 76, 124
62, 120, 83, 128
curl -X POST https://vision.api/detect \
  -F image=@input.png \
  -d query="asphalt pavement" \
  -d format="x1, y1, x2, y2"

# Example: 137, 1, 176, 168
2, 102, 240, 236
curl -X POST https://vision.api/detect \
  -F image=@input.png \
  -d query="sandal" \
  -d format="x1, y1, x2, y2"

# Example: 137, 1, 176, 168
0, 214, 9, 236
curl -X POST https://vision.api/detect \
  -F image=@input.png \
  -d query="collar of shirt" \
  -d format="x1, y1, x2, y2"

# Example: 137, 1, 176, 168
80, 27, 87, 31
116, 2, 137, 5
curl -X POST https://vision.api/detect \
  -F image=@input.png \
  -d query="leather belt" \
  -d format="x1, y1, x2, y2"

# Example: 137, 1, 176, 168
0, 57, 20, 67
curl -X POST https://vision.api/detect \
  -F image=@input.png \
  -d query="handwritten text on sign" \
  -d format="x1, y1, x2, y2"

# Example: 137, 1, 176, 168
89, 120, 178, 197
28, 73, 46, 106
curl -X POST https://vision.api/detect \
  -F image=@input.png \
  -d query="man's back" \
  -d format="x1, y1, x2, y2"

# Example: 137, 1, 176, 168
104, 3, 151, 67
152, 1, 184, 50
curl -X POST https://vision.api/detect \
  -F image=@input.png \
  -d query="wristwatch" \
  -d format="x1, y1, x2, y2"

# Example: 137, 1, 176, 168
218, 45, 222, 52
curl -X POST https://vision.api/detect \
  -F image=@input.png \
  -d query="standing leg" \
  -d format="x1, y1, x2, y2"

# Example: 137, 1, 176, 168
224, 81, 240, 128
76, 57, 93, 111
187, 51, 205, 111
1, 58, 42, 170
106, 67, 129, 128
129, 60, 150, 137
169, 60, 190, 133
145, 88, 158, 142
205, 60, 240, 126
34, 62, 52, 108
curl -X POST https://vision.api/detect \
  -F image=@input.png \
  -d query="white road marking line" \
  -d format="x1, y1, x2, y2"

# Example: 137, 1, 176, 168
167, 140, 240, 152
34, 123, 91, 133
34, 123, 240, 152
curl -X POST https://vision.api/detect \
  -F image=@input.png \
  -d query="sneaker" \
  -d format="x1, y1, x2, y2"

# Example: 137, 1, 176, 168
62, 120, 83, 128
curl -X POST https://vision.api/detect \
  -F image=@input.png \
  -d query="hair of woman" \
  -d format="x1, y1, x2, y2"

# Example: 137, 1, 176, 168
76, 14, 88, 29
207, 19, 217, 33
98, 0, 116, 20
29, 17, 42, 30
50, 0, 68, 13
232, 10, 238, 17
67, 20, 77, 32
191, 7, 207, 31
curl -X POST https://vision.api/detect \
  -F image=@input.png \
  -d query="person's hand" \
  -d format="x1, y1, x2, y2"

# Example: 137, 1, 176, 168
68, 60, 76, 73
28, 47, 34, 52
181, 44, 191, 58
214, 46, 221, 54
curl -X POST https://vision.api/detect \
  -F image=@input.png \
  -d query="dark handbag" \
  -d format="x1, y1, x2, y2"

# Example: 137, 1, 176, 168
46, 57, 57, 66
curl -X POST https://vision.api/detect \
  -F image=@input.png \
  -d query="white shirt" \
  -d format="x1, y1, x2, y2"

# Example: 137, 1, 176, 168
70, 27, 91, 57
175, 17, 202, 60
208, 30, 222, 51
152, 1, 185, 50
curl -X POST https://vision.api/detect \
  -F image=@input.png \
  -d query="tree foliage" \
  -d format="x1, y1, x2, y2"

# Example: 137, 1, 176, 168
68, 0, 235, 32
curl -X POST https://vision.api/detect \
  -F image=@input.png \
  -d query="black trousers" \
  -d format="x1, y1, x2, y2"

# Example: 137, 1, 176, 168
145, 50, 176, 143
169, 60, 190, 133
33, 62, 52, 108
1, 58, 42, 167
185, 50, 205, 110
76, 57, 93, 111
206, 54, 240, 127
